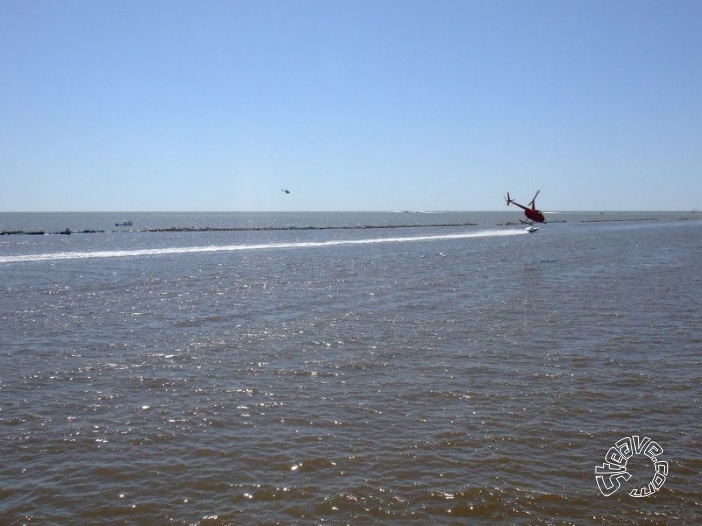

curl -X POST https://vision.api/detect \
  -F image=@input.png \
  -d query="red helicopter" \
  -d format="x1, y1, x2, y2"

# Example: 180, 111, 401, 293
505, 190, 545, 224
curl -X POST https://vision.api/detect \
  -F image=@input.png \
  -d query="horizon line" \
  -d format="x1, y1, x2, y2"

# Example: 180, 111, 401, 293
1, 209, 700, 214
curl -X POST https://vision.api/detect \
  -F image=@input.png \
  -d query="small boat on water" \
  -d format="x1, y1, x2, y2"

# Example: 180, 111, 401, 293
525, 226, 539, 233
115, 220, 133, 227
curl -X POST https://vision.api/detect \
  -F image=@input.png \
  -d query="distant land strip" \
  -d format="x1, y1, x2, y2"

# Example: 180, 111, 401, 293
0, 223, 478, 236
144, 222, 478, 233
0, 229, 105, 236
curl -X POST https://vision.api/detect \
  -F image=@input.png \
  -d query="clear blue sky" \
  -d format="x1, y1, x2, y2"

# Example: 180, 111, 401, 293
1, 0, 700, 212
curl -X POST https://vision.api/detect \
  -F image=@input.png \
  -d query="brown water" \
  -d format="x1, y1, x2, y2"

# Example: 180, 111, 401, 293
1, 213, 701, 524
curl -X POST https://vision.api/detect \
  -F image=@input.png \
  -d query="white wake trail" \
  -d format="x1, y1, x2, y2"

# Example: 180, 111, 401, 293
0, 229, 525, 264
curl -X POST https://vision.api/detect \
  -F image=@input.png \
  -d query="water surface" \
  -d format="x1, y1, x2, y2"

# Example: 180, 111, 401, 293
1, 213, 700, 524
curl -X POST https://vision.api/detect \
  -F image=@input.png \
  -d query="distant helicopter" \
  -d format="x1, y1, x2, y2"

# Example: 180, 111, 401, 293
505, 190, 545, 224
281, 189, 290, 194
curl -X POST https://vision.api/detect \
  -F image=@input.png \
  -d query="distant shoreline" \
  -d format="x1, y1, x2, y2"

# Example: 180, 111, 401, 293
0, 222, 478, 236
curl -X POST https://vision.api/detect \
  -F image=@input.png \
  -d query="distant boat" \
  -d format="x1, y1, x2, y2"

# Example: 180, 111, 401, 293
115, 220, 133, 227
525, 226, 539, 233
